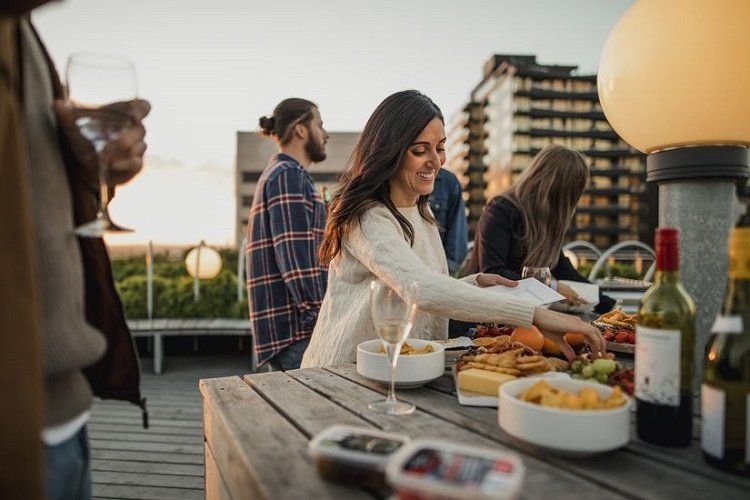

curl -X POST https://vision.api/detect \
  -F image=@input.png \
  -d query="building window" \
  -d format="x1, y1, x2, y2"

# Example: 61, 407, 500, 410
242, 172, 261, 183
241, 195, 253, 207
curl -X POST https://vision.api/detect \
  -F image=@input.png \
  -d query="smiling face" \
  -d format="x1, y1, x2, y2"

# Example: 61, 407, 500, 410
389, 117, 446, 207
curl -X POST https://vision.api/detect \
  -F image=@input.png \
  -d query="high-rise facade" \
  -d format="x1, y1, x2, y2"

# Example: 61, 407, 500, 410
234, 131, 360, 245
446, 54, 655, 248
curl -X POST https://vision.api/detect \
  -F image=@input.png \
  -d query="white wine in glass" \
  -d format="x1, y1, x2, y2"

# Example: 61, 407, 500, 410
66, 53, 138, 237
369, 279, 417, 415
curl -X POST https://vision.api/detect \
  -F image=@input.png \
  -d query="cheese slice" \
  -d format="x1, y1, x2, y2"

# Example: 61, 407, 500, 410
457, 368, 517, 396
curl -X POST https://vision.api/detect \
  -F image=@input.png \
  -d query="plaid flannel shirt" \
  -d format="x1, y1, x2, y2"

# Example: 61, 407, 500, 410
245, 153, 328, 367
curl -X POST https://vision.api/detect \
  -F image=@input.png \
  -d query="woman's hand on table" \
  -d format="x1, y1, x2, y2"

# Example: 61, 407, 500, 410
475, 273, 518, 288
532, 307, 606, 361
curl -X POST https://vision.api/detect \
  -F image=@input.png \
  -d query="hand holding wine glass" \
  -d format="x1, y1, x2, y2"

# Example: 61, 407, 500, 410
369, 279, 418, 415
64, 53, 148, 237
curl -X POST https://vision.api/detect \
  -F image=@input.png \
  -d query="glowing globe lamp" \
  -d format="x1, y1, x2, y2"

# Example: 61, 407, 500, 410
598, 0, 750, 154
185, 245, 222, 280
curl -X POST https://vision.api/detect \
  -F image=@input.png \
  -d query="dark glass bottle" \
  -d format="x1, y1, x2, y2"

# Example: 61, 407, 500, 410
636, 228, 696, 447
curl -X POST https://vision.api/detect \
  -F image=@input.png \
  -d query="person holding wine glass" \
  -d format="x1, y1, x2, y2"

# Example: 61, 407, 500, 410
301, 91, 604, 370
6, 10, 150, 499
466, 144, 616, 314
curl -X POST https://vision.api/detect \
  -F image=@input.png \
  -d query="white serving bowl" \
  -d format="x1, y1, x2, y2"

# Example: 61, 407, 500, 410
356, 339, 445, 389
498, 378, 631, 456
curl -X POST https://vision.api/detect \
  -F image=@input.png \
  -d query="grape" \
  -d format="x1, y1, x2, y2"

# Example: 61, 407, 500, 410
592, 358, 616, 375
570, 360, 583, 372
595, 372, 609, 384
571, 373, 585, 380
585, 377, 598, 384
581, 364, 595, 378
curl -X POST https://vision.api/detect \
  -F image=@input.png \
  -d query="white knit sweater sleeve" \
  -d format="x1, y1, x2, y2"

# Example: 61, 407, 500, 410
345, 208, 535, 327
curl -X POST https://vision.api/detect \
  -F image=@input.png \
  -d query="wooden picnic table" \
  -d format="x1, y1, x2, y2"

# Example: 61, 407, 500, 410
200, 365, 750, 500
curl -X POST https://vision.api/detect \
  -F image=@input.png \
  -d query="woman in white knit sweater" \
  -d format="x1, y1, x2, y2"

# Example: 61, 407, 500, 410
301, 91, 604, 368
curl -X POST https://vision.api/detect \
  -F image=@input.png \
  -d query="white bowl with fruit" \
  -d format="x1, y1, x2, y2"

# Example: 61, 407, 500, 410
356, 339, 445, 389
498, 378, 632, 456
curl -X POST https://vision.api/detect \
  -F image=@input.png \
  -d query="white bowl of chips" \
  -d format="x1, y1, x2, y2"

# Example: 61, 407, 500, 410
498, 378, 631, 456
357, 339, 445, 389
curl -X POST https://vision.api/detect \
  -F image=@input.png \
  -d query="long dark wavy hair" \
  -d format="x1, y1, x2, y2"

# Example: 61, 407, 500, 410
319, 90, 444, 265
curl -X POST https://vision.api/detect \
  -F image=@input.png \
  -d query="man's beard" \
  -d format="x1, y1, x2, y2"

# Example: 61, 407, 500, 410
305, 134, 327, 163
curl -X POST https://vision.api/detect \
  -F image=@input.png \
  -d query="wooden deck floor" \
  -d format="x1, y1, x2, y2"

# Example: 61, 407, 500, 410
90, 354, 253, 500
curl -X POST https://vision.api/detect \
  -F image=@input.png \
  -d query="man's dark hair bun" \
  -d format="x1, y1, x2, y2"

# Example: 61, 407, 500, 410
258, 115, 276, 136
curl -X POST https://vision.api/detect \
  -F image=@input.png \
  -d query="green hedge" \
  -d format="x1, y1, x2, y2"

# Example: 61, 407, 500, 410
112, 250, 641, 320
576, 262, 641, 280
113, 250, 248, 320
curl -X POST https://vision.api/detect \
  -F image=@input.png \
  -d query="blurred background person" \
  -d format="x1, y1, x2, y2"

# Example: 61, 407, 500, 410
246, 98, 330, 371
1, 3, 151, 498
429, 167, 468, 275
466, 144, 616, 314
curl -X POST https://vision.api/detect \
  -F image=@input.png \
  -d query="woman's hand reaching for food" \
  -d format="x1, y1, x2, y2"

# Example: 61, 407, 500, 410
532, 307, 605, 361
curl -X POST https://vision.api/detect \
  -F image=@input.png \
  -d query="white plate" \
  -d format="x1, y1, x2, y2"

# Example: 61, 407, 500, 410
452, 366, 570, 407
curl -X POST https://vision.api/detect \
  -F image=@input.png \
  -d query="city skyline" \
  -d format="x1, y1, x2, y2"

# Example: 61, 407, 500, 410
33, 0, 633, 246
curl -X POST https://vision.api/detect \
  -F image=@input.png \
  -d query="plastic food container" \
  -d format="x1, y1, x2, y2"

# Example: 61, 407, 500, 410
385, 439, 524, 499
308, 425, 409, 488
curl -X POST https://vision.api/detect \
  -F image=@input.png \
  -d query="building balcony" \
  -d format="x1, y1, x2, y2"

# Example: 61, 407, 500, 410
567, 226, 625, 236
583, 149, 641, 158
517, 108, 607, 121
585, 187, 637, 196
575, 206, 633, 215
513, 148, 639, 158
589, 168, 645, 177
521, 128, 620, 140
514, 89, 599, 101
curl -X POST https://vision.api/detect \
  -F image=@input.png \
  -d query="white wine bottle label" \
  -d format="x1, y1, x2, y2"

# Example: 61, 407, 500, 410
635, 326, 681, 406
701, 383, 725, 458
710, 315, 743, 335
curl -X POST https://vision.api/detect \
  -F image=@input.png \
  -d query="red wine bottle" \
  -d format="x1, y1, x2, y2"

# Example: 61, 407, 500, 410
636, 228, 696, 447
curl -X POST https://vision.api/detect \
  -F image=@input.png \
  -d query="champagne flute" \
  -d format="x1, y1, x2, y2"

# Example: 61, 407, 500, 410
522, 266, 552, 287
368, 279, 417, 415
66, 53, 137, 237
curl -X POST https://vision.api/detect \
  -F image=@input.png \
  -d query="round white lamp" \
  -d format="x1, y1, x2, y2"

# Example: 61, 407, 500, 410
598, 0, 750, 384
185, 241, 222, 300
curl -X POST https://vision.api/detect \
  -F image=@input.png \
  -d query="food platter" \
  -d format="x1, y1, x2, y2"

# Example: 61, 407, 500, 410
606, 341, 634, 354
453, 334, 572, 407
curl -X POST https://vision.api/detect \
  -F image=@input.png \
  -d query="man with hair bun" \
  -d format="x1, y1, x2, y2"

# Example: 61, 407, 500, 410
245, 98, 330, 370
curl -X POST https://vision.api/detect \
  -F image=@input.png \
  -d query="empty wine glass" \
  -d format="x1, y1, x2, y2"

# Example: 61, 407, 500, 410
66, 53, 137, 237
368, 279, 418, 415
522, 266, 552, 287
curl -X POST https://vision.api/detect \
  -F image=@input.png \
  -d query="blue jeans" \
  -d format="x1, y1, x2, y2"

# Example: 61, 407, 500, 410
44, 425, 91, 500
269, 337, 310, 371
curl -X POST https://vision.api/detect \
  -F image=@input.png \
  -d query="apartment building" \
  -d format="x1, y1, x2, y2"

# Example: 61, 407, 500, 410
445, 54, 655, 248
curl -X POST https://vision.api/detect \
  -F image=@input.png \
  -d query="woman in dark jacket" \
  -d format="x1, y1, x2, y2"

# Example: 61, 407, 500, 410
466, 144, 616, 314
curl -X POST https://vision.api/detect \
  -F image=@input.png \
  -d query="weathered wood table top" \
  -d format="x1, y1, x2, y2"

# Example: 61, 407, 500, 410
200, 365, 750, 499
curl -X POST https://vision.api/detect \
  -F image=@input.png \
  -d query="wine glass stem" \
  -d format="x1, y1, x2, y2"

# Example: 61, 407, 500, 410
385, 342, 401, 404
97, 152, 110, 218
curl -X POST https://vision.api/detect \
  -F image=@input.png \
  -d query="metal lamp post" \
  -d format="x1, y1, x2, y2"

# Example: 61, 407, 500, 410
598, 0, 750, 385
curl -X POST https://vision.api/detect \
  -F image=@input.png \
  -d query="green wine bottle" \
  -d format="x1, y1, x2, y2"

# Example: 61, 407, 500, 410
636, 227, 696, 447
702, 222, 750, 476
